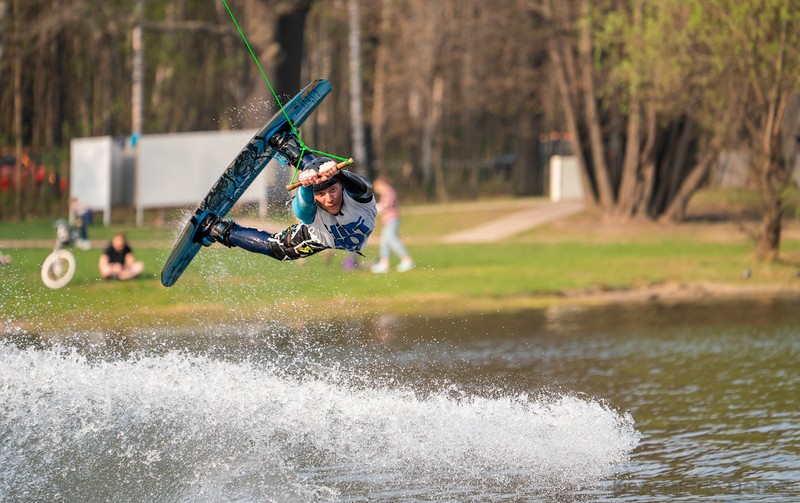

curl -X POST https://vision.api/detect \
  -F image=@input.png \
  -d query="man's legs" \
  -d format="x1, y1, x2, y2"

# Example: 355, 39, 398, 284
225, 224, 276, 256
197, 213, 328, 261
197, 215, 274, 257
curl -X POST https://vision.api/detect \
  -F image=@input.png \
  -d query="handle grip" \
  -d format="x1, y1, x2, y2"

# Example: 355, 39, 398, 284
285, 158, 354, 191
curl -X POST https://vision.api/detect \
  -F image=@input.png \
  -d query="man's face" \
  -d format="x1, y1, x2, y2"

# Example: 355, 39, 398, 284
313, 182, 343, 214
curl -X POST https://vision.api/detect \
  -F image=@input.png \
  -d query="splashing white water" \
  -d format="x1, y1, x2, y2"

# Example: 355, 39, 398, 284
0, 342, 639, 502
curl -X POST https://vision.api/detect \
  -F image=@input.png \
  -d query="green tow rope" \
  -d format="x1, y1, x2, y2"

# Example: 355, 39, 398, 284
221, 0, 348, 182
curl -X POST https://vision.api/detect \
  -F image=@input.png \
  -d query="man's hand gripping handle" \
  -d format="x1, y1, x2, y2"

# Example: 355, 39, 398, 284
285, 158, 354, 191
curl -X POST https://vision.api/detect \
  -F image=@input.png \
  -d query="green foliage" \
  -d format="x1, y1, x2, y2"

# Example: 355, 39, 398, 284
590, 0, 800, 135
681, 0, 800, 136
593, 1, 706, 117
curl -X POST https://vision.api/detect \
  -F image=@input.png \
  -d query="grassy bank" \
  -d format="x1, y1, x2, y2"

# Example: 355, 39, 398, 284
3, 194, 800, 333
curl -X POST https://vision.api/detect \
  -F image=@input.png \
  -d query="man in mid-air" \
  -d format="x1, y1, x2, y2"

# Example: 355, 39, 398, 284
196, 132, 377, 261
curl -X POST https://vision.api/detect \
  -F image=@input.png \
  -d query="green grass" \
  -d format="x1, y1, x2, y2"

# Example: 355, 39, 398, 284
0, 219, 177, 243
2, 192, 800, 333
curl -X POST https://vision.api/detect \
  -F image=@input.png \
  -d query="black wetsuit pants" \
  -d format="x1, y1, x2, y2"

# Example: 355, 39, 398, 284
227, 223, 328, 261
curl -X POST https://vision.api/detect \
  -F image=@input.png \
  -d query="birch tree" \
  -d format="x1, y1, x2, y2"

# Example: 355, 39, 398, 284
347, 0, 368, 172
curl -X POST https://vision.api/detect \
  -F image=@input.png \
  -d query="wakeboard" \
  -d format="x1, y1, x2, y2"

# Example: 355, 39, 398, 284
160, 79, 332, 287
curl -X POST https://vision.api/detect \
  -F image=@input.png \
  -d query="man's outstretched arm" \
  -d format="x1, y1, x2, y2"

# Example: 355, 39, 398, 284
338, 170, 374, 203
292, 186, 317, 224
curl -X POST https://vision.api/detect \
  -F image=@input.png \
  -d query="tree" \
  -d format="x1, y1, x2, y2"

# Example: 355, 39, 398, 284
684, 0, 800, 261
1, 0, 555, 212
540, 0, 800, 262
540, 0, 716, 222
358, 0, 545, 200
21, 0, 792, 218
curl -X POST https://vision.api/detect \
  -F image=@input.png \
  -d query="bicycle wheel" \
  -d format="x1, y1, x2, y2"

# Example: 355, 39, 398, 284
41, 250, 76, 289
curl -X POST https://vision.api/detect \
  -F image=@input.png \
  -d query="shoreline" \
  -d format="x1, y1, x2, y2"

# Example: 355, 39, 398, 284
5, 281, 798, 336
556, 280, 800, 307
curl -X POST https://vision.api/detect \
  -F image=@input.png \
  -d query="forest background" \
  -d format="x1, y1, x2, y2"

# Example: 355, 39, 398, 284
1, 0, 799, 261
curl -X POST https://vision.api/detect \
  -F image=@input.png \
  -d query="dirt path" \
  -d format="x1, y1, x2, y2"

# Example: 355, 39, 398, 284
441, 200, 584, 243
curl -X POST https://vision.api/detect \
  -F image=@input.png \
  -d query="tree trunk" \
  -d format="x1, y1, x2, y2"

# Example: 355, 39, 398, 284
615, 93, 642, 218
421, 74, 446, 202
44, 31, 58, 148
577, 0, 614, 209
32, 21, 48, 148
753, 147, 785, 262
543, 0, 598, 214
751, 68, 790, 262
660, 151, 713, 223
215, 1, 247, 130
273, 0, 308, 97
512, 114, 537, 197
369, 0, 392, 176
347, 0, 368, 173
0, 0, 6, 86
634, 108, 658, 216
131, 0, 144, 136
407, 1, 442, 197
429, 74, 447, 202
12, 0, 22, 220
756, 196, 782, 262
240, 1, 279, 127
649, 119, 692, 215
463, 62, 480, 199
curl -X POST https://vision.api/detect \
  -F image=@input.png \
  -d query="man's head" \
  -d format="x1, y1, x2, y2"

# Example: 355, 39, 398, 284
313, 181, 343, 214
307, 157, 343, 214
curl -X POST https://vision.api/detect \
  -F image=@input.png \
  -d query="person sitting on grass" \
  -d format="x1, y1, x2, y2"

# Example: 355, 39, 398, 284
98, 232, 144, 280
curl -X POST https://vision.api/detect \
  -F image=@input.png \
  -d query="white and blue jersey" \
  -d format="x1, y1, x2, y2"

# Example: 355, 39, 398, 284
293, 181, 376, 253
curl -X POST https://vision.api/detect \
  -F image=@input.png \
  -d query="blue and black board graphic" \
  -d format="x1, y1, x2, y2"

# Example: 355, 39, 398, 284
160, 79, 332, 287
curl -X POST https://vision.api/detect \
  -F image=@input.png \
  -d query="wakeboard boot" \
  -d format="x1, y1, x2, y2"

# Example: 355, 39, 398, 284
269, 130, 319, 170
195, 212, 235, 247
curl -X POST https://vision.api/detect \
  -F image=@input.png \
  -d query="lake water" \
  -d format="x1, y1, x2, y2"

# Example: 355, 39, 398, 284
1, 297, 798, 502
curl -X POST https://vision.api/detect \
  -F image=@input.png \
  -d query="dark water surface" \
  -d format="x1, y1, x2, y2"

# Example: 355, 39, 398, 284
2, 297, 798, 501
